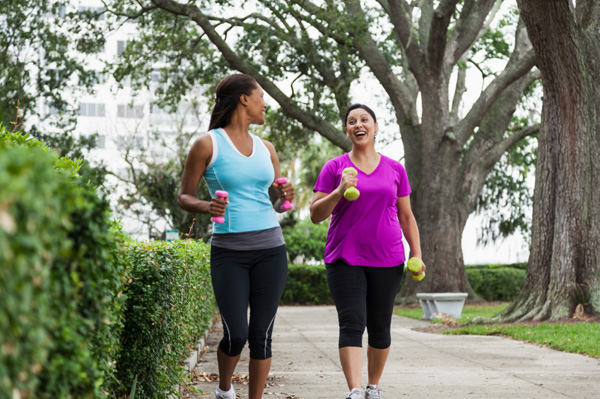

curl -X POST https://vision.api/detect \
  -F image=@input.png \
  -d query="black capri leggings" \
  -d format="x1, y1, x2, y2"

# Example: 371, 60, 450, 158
210, 245, 288, 360
326, 260, 404, 349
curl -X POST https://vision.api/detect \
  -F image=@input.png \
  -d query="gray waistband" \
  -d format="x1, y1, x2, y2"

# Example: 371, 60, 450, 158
210, 226, 285, 250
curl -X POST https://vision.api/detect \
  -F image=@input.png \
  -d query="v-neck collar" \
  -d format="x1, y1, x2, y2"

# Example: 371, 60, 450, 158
347, 152, 382, 176
218, 127, 255, 158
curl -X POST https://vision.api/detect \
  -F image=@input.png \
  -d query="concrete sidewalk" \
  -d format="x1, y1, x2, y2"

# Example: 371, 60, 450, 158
188, 306, 600, 399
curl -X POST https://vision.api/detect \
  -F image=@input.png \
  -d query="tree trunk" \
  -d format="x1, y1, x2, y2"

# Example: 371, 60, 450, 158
399, 91, 478, 299
498, 0, 600, 321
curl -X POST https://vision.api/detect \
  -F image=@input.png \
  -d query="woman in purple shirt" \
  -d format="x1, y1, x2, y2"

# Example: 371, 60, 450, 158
310, 104, 425, 399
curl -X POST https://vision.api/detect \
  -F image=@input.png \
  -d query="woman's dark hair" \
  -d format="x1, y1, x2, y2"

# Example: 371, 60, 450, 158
343, 103, 377, 128
208, 74, 259, 130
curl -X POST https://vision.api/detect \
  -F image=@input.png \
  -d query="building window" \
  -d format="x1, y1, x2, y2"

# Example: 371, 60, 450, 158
116, 136, 144, 150
79, 102, 105, 117
78, 6, 105, 21
94, 72, 106, 85
46, 105, 59, 116
117, 40, 127, 55
117, 104, 144, 118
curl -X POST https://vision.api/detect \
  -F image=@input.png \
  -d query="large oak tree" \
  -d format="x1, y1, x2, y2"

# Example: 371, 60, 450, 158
495, 0, 600, 320
105, 0, 540, 297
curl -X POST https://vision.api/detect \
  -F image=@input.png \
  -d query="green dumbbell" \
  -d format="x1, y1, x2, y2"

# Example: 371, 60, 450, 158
342, 167, 360, 201
407, 257, 425, 281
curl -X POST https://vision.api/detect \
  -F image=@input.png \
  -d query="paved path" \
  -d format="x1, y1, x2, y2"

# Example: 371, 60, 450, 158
188, 306, 600, 399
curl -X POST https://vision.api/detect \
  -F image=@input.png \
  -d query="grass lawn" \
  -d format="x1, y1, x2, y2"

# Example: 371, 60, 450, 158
395, 303, 600, 358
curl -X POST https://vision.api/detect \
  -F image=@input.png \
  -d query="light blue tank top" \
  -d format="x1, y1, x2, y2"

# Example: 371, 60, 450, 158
204, 128, 279, 234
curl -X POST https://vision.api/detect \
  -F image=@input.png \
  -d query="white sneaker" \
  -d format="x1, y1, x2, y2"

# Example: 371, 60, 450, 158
215, 385, 236, 399
345, 388, 365, 399
365, 384, 384, 399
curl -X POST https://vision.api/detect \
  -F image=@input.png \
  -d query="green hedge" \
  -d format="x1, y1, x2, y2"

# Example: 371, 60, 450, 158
0, 128, 127, 399
281, 264, 333, 305
1, 128, 217, 399
280, 263, 528, 304
114, 240, 215, 399
465, 265, 527, 301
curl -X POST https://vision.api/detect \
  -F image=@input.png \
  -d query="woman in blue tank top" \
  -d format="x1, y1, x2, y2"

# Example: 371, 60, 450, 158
178, 74, 295, 399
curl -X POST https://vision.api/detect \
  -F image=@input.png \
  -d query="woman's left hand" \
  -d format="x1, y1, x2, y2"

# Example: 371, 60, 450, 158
274, 180, 295, 203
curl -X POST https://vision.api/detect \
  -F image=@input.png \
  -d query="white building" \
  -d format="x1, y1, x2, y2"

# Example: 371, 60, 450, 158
38, 0, 210, 239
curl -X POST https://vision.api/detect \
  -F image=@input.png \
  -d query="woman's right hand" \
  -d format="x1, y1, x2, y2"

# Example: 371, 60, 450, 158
338, 169, 358, 194
209, 195, 228, 218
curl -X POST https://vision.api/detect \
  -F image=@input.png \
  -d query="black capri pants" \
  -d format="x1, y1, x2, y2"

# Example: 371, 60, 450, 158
210, 245, 288, 360
326, 260, 404, 349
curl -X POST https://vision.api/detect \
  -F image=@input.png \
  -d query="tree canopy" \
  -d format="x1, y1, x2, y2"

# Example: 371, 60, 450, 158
99, 0, 540, 295
0, 0, 105, 130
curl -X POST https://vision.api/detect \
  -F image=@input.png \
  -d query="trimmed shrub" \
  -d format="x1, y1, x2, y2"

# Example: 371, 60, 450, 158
283, 220, 328, 263
281, 264, 333, 305
466, 265, 526, 301
466, 262, 528, 270
279, 262, 528, 304
0, 128, 127, 399
114, 239, 215, 399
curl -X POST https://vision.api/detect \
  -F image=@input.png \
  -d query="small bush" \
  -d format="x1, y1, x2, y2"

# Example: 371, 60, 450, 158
114, 240, 215, 399
281, 264, 333, 305
466, 266, 526, 301
283, 219, 328, 264
0, 127, 127, 399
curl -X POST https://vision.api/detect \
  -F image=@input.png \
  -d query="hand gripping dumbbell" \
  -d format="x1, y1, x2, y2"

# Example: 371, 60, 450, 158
342, 167, 360, 201
274, 177, 294, 210
211, 190, 228, 223
407, 257, 426, 281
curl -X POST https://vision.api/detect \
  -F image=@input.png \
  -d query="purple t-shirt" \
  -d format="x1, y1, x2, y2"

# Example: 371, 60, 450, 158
313, 153, 412, 267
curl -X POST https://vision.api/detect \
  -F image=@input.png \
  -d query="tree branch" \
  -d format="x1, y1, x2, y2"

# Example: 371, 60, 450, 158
427, 0, 460, 75
576, 0, 600, 30
455, 49, 536, 146
100, 0, 158, 22
148, 0, 351, 150
344, 0, 418, 124
458, 68, 540, 209
450, 55, 467, 124
378, 0, 425, 79
445, 0, 499, 69
418, 0, 433, 56
495, 124, 540, 160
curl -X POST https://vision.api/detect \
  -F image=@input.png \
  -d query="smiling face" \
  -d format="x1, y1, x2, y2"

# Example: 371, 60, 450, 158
345, 107, 378, 146
245, 85, 267, 125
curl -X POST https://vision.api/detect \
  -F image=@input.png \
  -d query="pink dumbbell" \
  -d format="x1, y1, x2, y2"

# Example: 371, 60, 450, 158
274, 178, 294, 210
212, 190, 228, 223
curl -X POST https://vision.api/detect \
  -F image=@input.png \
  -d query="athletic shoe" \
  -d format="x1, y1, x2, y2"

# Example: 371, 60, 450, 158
365, 384, 384, 399
345, 388, 365, 399
215, 385, 236, 399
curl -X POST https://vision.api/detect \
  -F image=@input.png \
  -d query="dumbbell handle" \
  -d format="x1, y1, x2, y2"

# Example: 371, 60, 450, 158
274, 178, 294, 210
211, 190, 228, 223
407, 257, 426, 281
342, 167, 360, 201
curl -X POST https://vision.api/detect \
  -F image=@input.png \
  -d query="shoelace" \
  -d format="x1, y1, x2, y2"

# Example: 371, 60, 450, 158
365, 385, 384, 399
346, 389, 365, 399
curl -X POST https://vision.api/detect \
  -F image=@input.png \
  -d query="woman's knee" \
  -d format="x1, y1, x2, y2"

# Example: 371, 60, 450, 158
339, 323, 365, 348
367, 329, 391, 349
219, 332, 248, 357
248, 335, 272, 360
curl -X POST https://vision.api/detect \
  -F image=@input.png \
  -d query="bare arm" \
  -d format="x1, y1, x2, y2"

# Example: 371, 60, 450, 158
397, 195, 426, 271
177, 135, 227, 218
309, 170, 358, 223
263, 139, 295, 212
